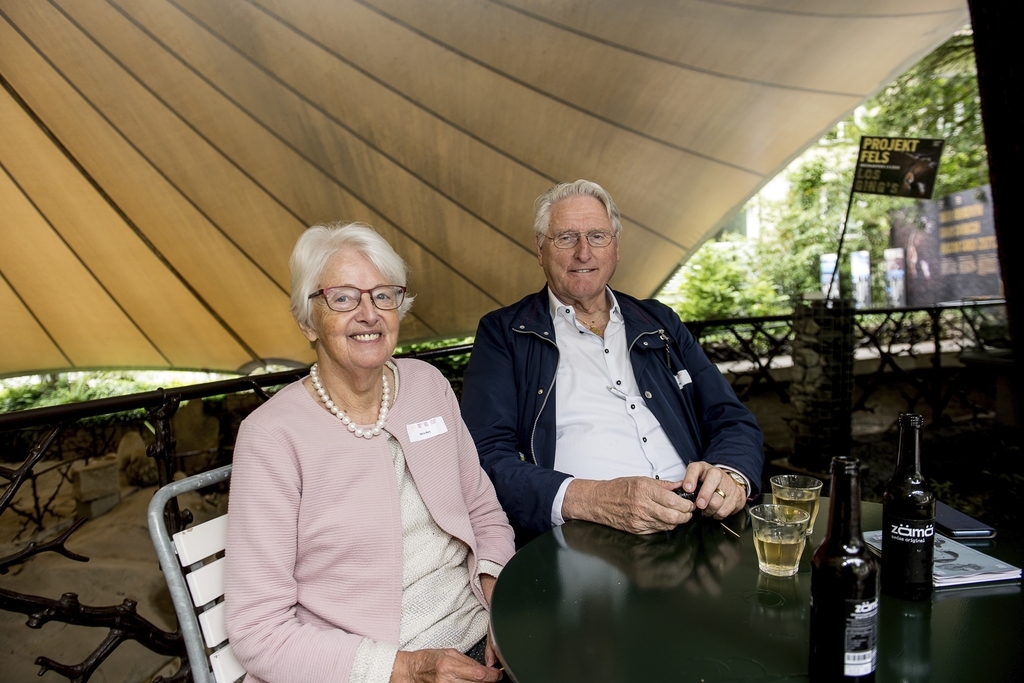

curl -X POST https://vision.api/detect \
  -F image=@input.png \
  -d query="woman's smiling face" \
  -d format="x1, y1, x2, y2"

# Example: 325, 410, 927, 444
300, 249, 400, 378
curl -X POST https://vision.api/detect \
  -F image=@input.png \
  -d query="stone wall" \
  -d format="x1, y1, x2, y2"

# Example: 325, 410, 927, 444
787, 299, 855, 472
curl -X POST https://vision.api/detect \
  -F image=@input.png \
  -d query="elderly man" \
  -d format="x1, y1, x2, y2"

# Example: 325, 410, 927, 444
461, 179, 763, 544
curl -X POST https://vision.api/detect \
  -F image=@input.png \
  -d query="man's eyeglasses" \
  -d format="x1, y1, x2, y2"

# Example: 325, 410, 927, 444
544, 231, 616, 249
308, 285, 407, 313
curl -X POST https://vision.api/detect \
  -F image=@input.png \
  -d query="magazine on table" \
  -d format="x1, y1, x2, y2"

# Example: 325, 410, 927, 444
864, 530, 1022, 588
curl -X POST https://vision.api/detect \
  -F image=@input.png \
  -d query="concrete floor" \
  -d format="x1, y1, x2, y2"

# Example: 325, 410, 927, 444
1, 480, 221, 683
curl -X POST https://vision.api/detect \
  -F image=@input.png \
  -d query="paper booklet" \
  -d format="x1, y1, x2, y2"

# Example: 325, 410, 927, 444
864, 530, 1022, 588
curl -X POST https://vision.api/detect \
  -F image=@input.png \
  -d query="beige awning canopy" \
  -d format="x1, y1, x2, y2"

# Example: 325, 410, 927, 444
0, 0, 968, 377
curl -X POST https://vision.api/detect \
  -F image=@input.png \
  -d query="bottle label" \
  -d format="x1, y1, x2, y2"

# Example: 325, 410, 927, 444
886, 519, 935, 544
883, 512, 935, 593
844, 597, 878, 676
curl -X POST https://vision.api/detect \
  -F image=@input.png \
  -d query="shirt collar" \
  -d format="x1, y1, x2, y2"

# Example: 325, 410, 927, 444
546, 287, 622, 323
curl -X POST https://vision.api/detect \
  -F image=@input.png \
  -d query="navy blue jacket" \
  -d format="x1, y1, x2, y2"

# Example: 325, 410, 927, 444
461, 288, 764, 536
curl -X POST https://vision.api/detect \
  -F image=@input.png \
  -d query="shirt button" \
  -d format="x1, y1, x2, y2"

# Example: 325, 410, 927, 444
645, 391, 652, 399
519, 325, 525, 329
643, 341, 649, 346
604, 348, 609, 354
543, 331, 549, 336
616, 380, 621, 385
654, 474, 659, 479
538, 389, 544, 394
630, 404, 636, 410
643, 437, 648, 443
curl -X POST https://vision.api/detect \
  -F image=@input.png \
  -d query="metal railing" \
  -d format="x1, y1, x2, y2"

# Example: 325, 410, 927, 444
686, 300, 1007, 418
685, 314, 794, 401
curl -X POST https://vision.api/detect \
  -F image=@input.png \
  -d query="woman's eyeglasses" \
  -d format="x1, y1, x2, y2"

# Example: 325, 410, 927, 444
308, 285, 407, 312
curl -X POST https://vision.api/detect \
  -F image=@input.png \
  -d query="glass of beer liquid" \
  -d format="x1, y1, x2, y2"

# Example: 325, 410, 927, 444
770, 474, 823, 535
749, 504, 810, 576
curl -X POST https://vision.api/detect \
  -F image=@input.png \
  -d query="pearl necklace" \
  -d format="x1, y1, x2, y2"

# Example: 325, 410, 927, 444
309, 363, 390, 439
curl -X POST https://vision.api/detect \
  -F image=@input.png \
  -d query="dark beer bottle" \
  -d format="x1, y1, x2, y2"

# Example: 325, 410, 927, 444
809, 457, 878, 682
881, 413, 935, 599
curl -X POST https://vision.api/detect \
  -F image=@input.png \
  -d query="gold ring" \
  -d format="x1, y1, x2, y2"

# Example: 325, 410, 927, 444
715, 488, 727, 499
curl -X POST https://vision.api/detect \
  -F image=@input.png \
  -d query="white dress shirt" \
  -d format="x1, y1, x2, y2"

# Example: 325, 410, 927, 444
549, 289, 686, 525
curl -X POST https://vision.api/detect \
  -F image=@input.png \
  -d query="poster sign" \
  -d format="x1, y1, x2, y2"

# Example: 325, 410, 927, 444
889, 207, 940, 306
884, 248, 906, 307
889, 184, 1001, 305
854, 136, 945, 198
935, 186, 1001, 301
851, 250, 872, 309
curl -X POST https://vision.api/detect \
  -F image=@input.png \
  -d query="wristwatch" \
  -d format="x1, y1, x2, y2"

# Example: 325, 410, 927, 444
725, 470, 749, 496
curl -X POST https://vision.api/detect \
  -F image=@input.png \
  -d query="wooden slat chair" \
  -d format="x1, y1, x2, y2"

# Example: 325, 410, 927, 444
148, 465, 245, 683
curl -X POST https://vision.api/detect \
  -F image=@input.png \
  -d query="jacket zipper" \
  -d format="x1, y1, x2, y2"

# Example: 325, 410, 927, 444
513, 327, 557, 466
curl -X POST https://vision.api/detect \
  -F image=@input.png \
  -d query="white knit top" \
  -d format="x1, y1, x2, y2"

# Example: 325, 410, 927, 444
349, 436, 499, 682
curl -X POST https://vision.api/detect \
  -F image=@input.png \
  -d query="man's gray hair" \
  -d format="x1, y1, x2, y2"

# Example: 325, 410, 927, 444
533, 179, 623, 236
290, 222, 414, 328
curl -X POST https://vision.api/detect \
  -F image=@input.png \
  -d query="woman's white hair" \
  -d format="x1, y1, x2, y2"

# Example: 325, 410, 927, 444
290, 222, 414, 328
533, 179, 623, 236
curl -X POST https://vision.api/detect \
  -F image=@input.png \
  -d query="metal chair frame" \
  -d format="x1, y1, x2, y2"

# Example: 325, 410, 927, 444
148, 464, 243, 683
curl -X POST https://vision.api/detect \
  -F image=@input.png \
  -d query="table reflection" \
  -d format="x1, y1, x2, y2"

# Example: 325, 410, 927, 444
491, 503, 1024, 683
879, 598, 932, 683
559, 513, 746, 593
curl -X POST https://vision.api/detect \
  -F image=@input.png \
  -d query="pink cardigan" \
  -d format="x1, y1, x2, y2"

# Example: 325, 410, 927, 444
224, 359, 515, 683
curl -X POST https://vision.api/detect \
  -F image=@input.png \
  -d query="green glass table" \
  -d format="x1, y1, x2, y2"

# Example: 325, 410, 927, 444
490, 500, 1023, 683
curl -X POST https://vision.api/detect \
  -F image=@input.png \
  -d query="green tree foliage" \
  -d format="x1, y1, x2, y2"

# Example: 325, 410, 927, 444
659, 239, 788, 321
756, 152, 851, 305
0, 372, 211, 414
752, 142, 903, 307
395, 337, 474, 397
1, 373, 129, 413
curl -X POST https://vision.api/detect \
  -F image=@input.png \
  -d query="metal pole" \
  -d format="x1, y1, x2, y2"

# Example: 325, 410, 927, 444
825, 183, 857, 302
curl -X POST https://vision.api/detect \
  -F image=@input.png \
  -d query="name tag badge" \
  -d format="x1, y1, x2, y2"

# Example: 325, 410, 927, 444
676, 370, 692, 390
407, 416, 449, 442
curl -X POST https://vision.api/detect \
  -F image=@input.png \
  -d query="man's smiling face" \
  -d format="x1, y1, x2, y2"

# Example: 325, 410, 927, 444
536, 194, 620, 310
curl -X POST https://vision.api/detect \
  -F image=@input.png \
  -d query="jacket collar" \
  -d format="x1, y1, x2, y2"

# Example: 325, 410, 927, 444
510, 288, 556, 338
512, 286, 666, 346
617, 296, 668, 347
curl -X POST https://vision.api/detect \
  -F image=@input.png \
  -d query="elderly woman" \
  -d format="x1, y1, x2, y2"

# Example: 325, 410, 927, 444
225, 223, 514, 683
